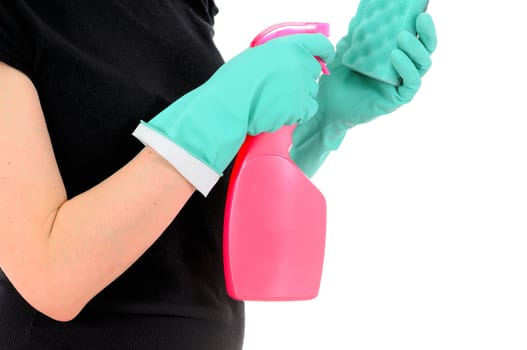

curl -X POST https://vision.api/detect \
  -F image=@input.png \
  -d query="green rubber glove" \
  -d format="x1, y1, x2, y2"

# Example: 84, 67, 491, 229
132, 33, 335, 195
290, 12, 437, 177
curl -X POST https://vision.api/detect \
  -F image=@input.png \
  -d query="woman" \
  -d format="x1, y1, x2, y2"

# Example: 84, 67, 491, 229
0, 1, 436, 349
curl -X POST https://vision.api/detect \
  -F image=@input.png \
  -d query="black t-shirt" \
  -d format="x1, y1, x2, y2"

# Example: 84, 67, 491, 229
0, 0, 243, 336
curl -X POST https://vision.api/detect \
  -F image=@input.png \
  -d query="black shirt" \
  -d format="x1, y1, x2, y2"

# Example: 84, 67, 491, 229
0, 0, 243, 347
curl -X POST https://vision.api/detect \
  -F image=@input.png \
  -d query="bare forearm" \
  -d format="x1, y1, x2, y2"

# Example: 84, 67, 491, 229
43, 147, 194, 318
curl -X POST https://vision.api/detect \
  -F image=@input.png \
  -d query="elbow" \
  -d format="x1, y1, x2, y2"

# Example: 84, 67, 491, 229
34, 300, 82, 323
24, 287, 85, 322
6, 270, 87, 322
29, 275, 88, 322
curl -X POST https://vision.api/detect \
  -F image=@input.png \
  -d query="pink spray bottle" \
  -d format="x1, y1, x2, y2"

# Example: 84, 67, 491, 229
224, 22, 330, 301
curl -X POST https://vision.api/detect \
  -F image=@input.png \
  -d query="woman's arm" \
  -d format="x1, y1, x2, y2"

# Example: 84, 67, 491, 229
0, 62, 195, 322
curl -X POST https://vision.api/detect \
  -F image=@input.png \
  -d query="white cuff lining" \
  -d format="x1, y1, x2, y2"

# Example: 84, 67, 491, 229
132, 122, 220, 196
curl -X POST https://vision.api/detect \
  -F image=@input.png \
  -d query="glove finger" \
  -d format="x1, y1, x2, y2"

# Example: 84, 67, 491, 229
305, 96, 320, 123
416, 13, 437, 54
397, 31, 432, 76
284, 79, 320, 125
391, 49, 421, 102
288, 33, 336, 65
290, 97, 319, 125
308, 76, 320, 98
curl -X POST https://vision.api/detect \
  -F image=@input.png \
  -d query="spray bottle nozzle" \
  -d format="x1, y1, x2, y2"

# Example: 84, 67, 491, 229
250, 22, 331, 75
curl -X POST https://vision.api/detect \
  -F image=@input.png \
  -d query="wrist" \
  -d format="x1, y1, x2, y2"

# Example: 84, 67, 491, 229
132, 122, 222, 196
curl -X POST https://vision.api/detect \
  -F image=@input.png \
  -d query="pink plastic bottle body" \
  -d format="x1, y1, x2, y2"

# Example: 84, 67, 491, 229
224, 22, 329, 301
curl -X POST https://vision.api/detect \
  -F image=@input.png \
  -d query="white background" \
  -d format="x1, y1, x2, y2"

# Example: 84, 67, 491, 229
214, 1, 527, 349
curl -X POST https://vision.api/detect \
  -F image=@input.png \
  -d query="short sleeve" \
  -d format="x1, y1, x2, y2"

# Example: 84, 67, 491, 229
208, 0, 219, 17
0, 1, 34, 78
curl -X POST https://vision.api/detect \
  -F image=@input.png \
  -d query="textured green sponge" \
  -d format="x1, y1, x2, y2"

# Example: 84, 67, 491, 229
343, 0, 429, 86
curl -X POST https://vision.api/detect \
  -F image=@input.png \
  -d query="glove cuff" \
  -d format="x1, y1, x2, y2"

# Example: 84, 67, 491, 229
132, 122, 221, 196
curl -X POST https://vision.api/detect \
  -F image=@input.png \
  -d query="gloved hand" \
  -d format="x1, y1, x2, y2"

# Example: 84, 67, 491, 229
132, 33, 335, 195
290, 12, 437, 177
